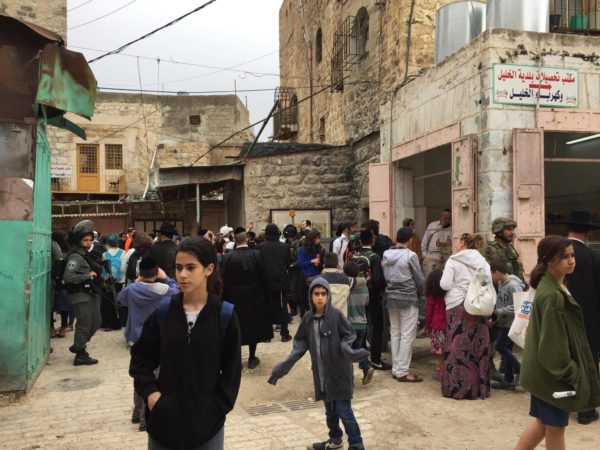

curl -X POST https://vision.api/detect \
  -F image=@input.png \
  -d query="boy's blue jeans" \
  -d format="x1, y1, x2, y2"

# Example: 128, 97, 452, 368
495, 327, 521, 382
324, 399, 363, 446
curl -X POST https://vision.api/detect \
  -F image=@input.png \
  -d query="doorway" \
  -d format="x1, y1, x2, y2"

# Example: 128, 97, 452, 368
77, 144, 100, 192
394, 144, 452, 238
544, 132, 600, 245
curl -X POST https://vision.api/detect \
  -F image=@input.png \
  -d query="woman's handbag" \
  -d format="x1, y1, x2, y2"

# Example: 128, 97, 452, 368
508, 288, 535, 348
462, 266, 496, 316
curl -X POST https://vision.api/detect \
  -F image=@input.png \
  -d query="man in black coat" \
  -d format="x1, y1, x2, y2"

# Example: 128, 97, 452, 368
149, 223, 178, 279
258, 224, 292, 342
222, 231, 273, 369
563, 210, 600, 425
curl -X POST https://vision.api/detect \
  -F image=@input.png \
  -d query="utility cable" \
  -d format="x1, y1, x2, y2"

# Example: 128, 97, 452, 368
87, 0, 218, 64
69, 0, 138, 30
38, 0, 96, 22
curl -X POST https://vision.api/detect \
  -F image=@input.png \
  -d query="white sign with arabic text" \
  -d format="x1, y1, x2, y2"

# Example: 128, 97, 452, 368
493, 64, 578, 108
51, 165, 73, 178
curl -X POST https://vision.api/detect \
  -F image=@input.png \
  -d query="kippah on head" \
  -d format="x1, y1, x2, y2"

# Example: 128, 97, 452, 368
233, 226, 246, 235
139, 257, 158, 271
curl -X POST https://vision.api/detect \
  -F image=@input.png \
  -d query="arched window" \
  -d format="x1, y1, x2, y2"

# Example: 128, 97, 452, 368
315, 28, 323, 64
355, 7, 369, 56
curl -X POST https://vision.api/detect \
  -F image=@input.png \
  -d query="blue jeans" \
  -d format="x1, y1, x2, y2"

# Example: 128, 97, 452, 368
495, 327, 521, 382
324, 400, 362, 446
352, 328, 371, 372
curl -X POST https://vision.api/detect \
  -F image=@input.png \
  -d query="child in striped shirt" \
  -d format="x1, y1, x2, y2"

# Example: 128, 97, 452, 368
343, 261, 374, 385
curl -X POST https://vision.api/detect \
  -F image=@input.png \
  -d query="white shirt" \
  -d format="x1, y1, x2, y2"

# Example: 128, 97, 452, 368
185, 307, 204, 333
421, 221, 452, 258
332, 234, 350, 268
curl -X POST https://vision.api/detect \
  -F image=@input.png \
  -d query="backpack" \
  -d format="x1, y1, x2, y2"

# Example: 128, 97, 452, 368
104, 248, 124, 281
460, 265, 496, 316
126, 249, 145, 281
351, 249, 377, 283
155, 298, 235, 338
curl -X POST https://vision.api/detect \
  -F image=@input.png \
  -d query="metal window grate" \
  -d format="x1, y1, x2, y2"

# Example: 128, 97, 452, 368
273, 87, 299, 140
79, 146, 98, 173
105, 144, 123, 170
331, 15, 359, 91
551, 0, 600, 32
189, 115, 201, 125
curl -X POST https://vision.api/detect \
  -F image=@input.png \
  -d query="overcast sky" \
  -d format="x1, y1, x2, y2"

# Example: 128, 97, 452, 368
67, 0, 283, 138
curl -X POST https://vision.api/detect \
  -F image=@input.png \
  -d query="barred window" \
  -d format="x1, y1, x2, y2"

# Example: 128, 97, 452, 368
79, 145, 98, 173
105, 144, 123, 170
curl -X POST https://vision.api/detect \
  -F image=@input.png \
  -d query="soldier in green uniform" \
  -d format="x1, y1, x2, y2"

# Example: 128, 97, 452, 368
482, 217, 525, 282
63, 226, 103, 366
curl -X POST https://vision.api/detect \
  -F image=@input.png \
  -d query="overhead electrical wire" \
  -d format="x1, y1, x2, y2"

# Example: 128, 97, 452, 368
87, 0, 218, 64
69, 0, 138, 30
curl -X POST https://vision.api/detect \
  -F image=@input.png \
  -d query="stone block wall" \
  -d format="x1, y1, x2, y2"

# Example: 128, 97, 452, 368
244, 146, 358, 234
1, 0, 67, 38
48, 92, 253, 196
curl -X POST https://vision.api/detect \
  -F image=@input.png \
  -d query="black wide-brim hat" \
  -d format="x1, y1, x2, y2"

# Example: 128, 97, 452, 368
155, 222, 178, 235
556, 210, 600, 230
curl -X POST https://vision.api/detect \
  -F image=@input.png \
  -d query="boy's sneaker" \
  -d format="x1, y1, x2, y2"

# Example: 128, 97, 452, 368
491, 368, 504, 382
370, 359, 392, 371
491, 379, 519, 390
310, 438, 343, 450
362, 367, 374, 385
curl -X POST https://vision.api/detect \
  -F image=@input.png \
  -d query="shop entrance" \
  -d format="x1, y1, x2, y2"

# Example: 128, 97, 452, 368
544, 132, 600, 245
393, 144, 452, 239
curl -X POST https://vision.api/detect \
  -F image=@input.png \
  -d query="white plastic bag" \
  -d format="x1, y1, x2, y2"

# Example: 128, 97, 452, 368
508, 288, 536, 349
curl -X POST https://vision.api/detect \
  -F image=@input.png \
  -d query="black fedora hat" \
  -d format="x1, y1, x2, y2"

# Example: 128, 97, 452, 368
557, 210, 600, 230
155, 222, 178, 235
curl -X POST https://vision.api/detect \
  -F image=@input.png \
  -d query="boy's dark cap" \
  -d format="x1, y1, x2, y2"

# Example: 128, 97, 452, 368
396, 227, 413, 243
139, 257, 158, 271
233, 226, 246, 235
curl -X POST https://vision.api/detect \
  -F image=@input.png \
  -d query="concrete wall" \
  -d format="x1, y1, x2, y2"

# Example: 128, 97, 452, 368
1, 0, 67, 38
243, 146, 358, 234
48, 93, 253, 196
382, 28, 600, 232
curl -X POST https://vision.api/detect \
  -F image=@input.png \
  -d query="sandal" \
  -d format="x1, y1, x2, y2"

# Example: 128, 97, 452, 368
397, 374, 423, 383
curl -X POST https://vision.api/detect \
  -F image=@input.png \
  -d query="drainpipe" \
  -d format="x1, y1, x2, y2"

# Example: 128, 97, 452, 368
299, 0, 313, 139
388, 0, 415, 161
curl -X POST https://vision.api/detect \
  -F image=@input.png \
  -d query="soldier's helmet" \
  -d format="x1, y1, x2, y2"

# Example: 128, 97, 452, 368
491, 217, 517, 234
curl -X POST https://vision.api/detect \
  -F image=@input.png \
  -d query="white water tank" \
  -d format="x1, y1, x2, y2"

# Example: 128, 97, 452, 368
435, 1, 486, 64
487, 0, 549, 33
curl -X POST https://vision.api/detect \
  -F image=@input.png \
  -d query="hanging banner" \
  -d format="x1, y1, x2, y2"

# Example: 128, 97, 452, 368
493, 64, 578, 108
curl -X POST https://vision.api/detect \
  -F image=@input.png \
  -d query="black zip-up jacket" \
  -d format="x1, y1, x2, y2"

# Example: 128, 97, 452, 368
130, 293, 242, 449
258, 240, 291, 291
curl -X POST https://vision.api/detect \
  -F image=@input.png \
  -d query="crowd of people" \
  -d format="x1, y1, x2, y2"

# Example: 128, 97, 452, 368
48, 210, 600, 450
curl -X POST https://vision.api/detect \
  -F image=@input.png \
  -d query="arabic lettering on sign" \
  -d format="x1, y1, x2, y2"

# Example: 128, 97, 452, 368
50, 165, 73, 178
493, 64, 578, 108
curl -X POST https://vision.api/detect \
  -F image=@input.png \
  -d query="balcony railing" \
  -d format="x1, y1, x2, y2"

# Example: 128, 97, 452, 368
551, 0, 600, 33
273, 87, 298, 141
51, 173, 126, 194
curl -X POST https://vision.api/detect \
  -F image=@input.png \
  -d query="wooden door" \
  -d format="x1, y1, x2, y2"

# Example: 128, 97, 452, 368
369, 163, 393, 237
513, 129, 545, 279
451, 136, 477, 251
77, 144, 100, 192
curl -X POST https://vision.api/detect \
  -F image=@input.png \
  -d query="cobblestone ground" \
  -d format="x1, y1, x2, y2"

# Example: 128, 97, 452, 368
0, 318, 598, 450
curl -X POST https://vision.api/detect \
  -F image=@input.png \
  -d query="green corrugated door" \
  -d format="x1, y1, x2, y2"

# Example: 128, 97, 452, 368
25, 124, 52, 387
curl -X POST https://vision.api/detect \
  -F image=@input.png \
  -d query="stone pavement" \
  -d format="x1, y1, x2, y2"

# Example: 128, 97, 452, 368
1, 318, 599, 450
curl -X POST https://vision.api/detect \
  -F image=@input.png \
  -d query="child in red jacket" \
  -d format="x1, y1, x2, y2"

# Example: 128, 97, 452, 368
425, 269, 446, 380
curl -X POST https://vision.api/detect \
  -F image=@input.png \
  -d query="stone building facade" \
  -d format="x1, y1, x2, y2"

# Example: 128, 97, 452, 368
378, 27, 600, 275
49, 92, 253, 235
277, 0, 461, 222
1, 0, 67, 37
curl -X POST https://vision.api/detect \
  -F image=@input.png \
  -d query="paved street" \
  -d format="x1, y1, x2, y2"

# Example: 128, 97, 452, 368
0, 319, 598, 450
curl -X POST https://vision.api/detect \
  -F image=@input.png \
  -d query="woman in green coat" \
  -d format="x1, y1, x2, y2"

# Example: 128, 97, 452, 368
516, 236, 600, 450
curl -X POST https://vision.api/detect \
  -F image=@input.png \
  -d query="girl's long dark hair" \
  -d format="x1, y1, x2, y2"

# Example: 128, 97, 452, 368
176, 236, 223, 296
425, 268, 445, 298
530, 235, 572, 289
303, 230, 321, 256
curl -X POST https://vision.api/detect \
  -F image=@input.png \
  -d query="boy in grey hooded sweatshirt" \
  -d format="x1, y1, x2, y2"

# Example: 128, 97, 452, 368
490, 259, 527, 390
269, 278, 368, 450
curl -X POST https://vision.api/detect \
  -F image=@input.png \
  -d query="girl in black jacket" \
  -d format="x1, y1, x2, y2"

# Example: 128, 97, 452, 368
130, 237, 242, 450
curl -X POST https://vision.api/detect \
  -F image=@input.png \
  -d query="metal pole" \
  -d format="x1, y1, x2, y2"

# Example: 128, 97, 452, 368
196, 183, 201, 233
